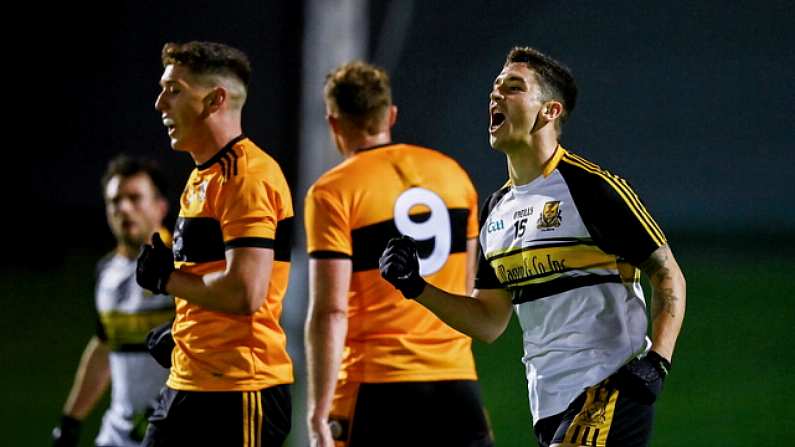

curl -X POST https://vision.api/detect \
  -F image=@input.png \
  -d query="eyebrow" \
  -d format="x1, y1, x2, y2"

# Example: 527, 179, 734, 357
495, 73, 527, 86
501, 75, 527, 84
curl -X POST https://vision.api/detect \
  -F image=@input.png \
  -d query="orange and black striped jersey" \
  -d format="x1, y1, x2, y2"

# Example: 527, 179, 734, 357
305, 143, 479, 383
475, 145, 666, 424
169, 136, 294, 391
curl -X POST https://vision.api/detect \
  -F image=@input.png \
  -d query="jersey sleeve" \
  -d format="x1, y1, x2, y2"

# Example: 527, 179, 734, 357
561, 163, 666, 266
93, 255, 110, 341
474, 192, 503, 290
466, 179, 480, 240
305, 186, 352, 257
216, 175, 283, 249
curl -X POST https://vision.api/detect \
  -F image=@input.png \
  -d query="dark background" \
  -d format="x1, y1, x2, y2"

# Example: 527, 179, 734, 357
7, 1, 794, 446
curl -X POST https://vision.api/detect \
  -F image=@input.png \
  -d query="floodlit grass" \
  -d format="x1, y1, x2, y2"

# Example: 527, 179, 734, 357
5, 243, 793, 446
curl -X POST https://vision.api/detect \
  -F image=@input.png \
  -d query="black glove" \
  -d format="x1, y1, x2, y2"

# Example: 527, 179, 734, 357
378, 236, 427, 299
146, 319, 176, 368
618, 350, 671, 405
136, 232, 175, 295
52, 415, 81, 447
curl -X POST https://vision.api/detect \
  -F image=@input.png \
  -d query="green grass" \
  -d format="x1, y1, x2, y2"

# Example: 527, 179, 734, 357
5, 246, 794, 446
473, 249, 795, 446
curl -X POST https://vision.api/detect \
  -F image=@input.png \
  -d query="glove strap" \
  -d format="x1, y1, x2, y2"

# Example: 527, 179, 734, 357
645, 351, 672, 378
53, 414, 81, 440
401, 275, 427, 299
154, 269, 173, 295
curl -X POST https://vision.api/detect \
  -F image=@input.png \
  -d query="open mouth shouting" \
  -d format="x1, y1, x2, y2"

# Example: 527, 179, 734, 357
490, 107, 506, 133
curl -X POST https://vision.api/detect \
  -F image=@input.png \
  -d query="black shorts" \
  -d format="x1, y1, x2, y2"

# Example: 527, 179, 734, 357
533, 369, 655, 447
330, 380, 494, 447
142, 384, 291, 447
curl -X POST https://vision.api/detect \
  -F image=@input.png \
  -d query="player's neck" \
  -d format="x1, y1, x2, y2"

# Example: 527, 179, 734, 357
190, 120, 243, 165
116, 243, 139, 259
506, 138, 559, 186
341, 131, 391, 158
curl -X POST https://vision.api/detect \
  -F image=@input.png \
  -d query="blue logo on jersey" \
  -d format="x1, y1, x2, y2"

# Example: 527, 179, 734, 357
487, 219, 505, 233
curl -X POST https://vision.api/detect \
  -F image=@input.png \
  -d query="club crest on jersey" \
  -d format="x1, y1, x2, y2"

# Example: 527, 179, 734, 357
186, 180, 208, 206
537, 201, 562, 230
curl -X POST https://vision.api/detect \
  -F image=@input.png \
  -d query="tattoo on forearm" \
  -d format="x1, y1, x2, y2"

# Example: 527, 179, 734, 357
652, 284, 679, 319
640, 246, 682, 320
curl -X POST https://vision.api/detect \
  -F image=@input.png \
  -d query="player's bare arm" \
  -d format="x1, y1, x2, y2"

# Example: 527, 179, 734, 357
62, 337, 111, 419
380, 236, 514, 343
167, 247, 274, 314
416, 286, 513, 343
639, 244, 686, 361
305, 258, 352, 447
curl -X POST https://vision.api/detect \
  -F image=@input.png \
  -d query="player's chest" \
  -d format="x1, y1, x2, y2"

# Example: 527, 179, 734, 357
481, 177, 590, 256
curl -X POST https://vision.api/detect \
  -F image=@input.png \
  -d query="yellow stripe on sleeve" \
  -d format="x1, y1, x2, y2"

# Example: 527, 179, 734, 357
563, 155, 666, 246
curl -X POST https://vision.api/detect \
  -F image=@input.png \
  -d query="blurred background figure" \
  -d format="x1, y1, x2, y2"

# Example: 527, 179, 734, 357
52, 155, 174, 447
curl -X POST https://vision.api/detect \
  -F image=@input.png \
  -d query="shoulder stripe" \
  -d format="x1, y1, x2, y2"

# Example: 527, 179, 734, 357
564, 154, 665, 245
615, 176, 665, 238
219, 154, 229, 179
566, 152, 601, 171
562, 154, 666, 246
564, 153, 666, 242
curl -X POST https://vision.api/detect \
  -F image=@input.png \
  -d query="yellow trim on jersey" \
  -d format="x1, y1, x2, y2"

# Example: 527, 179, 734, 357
543, 145, 566, 177
99, 309, 175, 347
487, 244, 617, 287
564, 152, 666, 244
562, 153, 666, 246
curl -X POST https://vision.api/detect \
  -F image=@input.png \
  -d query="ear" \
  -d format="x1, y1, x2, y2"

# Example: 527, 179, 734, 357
205, 87, 227, 113
541, 100, 563, 122
327, 114, 341, 135
387, 105, 398, 129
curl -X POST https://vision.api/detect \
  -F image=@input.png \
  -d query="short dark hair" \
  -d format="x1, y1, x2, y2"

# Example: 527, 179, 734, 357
101, 155, 168, 198
506, 47, 577, 124
324, 61, 392, 132
161, 41, 251, 88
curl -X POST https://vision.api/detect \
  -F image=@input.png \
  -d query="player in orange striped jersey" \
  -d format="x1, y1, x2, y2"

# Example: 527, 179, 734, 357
137, 41, 292, 447
304, 62, 493, 447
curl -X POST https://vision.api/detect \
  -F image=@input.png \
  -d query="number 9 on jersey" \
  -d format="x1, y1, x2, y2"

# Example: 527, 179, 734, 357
393, 187, 451, 276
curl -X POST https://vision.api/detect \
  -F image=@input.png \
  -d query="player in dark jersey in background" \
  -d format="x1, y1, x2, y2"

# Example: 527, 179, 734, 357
304, 61, 493, 447
53, 155, 174, 447
380, 47, 686, 447
137, 41, 293, 447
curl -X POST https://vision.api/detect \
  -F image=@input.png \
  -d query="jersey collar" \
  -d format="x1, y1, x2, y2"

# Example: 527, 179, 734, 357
353, 142, 395, 154
197, 135, 246, 170
542, 144, 567, 177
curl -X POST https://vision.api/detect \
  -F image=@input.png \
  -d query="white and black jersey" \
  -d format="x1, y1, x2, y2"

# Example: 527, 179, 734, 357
475, 146, 666, 425
94, 254, 174, 446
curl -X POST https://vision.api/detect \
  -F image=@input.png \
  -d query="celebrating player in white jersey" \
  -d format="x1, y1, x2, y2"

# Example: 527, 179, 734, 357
380, 46, 686, 447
